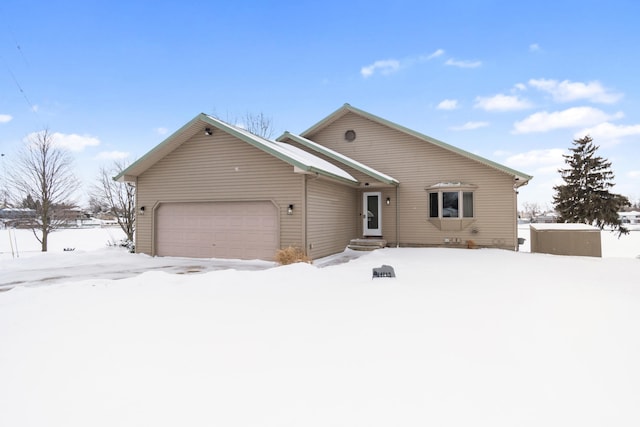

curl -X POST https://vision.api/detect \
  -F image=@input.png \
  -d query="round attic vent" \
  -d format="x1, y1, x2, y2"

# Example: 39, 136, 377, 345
344, 130, 356, 142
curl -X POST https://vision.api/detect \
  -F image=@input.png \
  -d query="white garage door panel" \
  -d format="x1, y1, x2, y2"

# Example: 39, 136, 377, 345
156, 201, 279, 260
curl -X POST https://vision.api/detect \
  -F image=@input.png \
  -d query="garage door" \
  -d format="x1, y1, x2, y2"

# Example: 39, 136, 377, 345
155, 201, 279, 260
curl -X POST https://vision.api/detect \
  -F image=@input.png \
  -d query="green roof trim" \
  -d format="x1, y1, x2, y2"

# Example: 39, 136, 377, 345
278, 131, 399, 186
198, 115, 358, 185
114, 114, 205, 182
115, 113, 359, 186
299, 103, 533, 186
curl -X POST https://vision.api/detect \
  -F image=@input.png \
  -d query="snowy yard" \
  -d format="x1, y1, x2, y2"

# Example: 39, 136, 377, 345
1, 227, 640, 426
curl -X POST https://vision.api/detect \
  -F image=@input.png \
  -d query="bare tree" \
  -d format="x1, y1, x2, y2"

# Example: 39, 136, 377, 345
87, 195, 109, 215
92, 160, 135, 243
520, 201, 541, 219
1, 153, 9, 208
211, 110, 275, 139
241, 111, 275, 139
10, 129, 80, 251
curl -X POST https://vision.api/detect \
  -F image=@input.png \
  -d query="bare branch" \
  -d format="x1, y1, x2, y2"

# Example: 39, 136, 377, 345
210, 110, 275, 139
242, 112, 275, 139
91, 160, 135, 243
8, 129, 80, 251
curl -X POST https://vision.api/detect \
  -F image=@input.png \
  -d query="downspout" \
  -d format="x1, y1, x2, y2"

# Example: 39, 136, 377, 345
514, 180, 520, 252
303, 174, 308, 256
134, 177, 141, 255
395, 185, 399, 247
513, 178, 529, 252
514, 183, 518, 251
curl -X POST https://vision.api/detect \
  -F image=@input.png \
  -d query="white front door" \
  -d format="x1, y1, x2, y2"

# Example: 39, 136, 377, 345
363, 192, 382, 236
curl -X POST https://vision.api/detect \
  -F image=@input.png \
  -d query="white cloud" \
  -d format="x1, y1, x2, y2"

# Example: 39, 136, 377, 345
474, 94, 532, 112
445, 58, 482, 68
574, 122, 640, 144
628, 171, 640, 178
529, 43, 541, 52
529, 78, 623, 104
31, 105, 39, 113
26, 132, 101, 152
155, 127, 169, 135
360, 49, 445, 78
24, 131, 100, 151
425, 49, 445, 60
95, 151, 130, 160
505, 148, 566, 175
54, 133, 100, 151
513, 107, 624, 134
360, 59, 401, 78
450, 121, 489, 131
513, 83, 527, 91
0, 114, 13, 123
436, 99, 458, 110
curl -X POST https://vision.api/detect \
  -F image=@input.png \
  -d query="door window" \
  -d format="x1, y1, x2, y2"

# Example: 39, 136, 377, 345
367, 195, 379, 229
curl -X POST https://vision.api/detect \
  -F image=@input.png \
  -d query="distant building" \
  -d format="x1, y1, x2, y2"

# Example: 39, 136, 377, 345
531, 212, 558, 223
619, 211, 640, 225
0, 208, 36, 228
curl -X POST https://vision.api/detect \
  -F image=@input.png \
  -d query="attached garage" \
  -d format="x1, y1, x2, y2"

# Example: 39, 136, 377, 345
118, 108, 531, 261
155, 201, 279, 260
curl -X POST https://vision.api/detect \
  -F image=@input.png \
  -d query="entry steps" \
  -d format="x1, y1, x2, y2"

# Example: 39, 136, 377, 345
348, 238, 387, 251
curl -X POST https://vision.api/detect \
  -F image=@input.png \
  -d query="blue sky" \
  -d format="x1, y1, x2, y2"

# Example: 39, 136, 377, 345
1, 0, 639, 208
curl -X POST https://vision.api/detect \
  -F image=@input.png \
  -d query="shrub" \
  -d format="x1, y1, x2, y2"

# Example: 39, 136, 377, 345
107, 238, 135, 253
466, 240, 477, 249
275, 246, 312, 265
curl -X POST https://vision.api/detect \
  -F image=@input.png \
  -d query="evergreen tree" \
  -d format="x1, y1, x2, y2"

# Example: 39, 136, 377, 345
553, 135, 630, 236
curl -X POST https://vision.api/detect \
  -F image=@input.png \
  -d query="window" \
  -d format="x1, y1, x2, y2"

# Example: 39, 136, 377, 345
442, 192, 459, 217
429, 193, 439, 218
428, 186, 475, 219
463, 192, 473, 218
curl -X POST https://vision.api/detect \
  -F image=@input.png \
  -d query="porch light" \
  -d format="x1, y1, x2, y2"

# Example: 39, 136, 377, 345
139, 206, 146, 215
204, 128, 213, 136
287, 204, 294, 215
386, 197, 391, 205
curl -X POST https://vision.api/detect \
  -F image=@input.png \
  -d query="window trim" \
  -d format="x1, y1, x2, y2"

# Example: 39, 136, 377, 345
426, 183, 476, 220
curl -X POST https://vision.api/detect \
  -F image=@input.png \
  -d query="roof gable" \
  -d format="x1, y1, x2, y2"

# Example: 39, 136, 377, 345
299, 104, 533, 186
278, 131, 399, 186
115, 114, 357, 185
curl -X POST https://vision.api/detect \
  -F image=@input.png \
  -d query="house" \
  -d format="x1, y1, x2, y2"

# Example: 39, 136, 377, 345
116, 104, 532, 260
619, 211, 640, 225
532, 212, 559, 224
0, 208, 37, 228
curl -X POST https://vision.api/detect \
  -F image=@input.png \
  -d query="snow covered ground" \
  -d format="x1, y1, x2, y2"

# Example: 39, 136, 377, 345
1, 227, 640, 426
0, 228, 275, 289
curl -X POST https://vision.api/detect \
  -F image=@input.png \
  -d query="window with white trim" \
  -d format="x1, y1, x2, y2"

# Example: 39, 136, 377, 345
427, 184, 475, 219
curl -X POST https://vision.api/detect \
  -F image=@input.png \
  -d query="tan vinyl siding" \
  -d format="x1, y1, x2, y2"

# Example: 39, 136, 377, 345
307, 112, 519, 249
306, 177, 358, 259
135, 131, 304, 256
286, 137, 398, 244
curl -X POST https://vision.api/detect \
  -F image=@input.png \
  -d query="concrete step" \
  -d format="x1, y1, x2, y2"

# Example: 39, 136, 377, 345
348, 238, 387, 251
